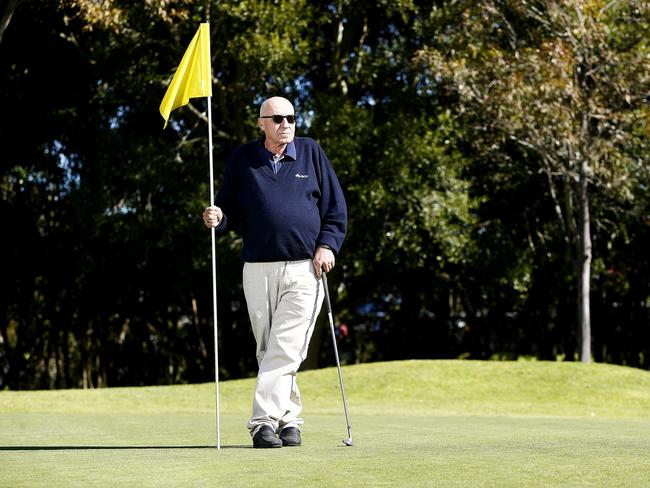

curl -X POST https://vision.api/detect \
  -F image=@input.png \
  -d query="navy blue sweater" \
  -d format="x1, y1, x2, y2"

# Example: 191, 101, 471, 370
215, 137, 347, 262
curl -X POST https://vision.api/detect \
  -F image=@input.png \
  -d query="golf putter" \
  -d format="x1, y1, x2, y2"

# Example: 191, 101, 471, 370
321, 271, 353, 447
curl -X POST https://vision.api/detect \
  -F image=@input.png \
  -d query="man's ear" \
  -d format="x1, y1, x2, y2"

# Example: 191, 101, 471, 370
257, 118, 264, 131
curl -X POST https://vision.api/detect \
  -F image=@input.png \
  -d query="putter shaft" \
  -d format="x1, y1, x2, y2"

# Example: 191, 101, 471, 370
322, 272, 353, 446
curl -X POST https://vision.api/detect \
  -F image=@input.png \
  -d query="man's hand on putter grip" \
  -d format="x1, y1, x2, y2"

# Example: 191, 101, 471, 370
313, 245, 335, 278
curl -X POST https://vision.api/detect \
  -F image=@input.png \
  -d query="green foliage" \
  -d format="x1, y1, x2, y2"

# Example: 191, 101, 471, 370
413, 0, 650, 361
417, 0, 649, 206
1, 1, 649, 389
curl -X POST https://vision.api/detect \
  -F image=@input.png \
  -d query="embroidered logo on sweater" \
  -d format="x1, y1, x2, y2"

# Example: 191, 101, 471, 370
295, 173, 309, 178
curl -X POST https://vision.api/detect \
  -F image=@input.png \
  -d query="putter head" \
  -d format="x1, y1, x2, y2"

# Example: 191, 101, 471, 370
342, 438, 353, 447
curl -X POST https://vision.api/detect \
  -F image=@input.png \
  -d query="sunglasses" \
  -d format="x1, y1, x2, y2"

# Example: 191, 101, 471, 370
260, 114, 296, 124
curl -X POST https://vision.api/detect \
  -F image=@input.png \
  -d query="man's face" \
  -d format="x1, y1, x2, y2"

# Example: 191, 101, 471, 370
258, 97, 296, 149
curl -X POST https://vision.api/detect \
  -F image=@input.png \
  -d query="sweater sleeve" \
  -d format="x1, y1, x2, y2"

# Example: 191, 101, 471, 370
315, 145, 347, 254
214, 150, 240, 235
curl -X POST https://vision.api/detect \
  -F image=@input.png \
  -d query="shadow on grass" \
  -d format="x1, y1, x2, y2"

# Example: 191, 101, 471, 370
0, 445, 251, 450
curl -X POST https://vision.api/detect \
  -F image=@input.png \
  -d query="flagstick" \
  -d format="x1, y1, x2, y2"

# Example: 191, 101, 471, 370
207, 95, 221, 450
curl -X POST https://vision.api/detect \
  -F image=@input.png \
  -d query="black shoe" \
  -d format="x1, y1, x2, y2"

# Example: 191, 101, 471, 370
253, 425, 283, 448
279, 427, 301, 447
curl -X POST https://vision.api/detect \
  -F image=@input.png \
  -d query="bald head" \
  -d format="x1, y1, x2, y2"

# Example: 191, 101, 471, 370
259, 96, 294, 117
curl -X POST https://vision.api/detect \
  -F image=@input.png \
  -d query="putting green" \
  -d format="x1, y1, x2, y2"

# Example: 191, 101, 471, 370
2, 360, 649, 487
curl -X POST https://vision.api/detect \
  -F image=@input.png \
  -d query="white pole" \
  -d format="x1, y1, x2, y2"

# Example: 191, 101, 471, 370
207, 95, 221, 450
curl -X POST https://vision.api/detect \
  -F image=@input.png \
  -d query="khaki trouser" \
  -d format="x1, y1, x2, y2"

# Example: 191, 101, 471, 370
243, 259, 324, 435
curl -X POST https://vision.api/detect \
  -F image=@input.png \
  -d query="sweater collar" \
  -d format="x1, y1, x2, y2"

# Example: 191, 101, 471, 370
257, 138, 296, 162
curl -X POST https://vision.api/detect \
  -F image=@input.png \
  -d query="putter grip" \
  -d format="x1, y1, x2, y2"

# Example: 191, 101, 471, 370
322, 272, 332, 314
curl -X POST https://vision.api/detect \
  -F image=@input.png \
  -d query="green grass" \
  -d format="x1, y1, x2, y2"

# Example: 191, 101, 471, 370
1, 360, 650, 487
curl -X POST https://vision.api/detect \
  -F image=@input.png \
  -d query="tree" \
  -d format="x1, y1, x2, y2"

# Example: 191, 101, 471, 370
3, 0, 649, 389
0, 0, 327, 388
416, 0, 650, 362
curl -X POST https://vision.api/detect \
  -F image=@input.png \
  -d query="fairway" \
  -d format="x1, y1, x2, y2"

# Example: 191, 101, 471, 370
2, 360, 650, 487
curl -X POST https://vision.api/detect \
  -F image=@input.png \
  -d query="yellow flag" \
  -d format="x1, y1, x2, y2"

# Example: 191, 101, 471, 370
160, 23, 212, 128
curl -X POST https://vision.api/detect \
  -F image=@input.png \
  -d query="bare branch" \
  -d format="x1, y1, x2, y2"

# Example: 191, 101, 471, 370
543, 157, 567, 231
600, 0, 623, 14
187, 102, 229, 140
0, 0, 20, 45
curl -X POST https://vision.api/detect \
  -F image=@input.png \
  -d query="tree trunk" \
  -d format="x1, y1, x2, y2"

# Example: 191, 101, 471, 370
330, 0, 348, 95
576, 164, 592, 363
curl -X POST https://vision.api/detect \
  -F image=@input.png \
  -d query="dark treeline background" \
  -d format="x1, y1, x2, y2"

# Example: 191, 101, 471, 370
1, 0, 648, 389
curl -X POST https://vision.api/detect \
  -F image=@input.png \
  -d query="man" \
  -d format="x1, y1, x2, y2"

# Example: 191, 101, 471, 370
203, 96, 347, 448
